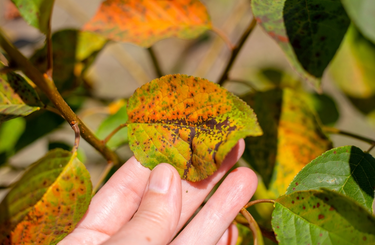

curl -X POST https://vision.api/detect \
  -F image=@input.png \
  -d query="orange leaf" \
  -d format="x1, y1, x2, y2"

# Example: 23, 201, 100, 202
83, 0, 212, 47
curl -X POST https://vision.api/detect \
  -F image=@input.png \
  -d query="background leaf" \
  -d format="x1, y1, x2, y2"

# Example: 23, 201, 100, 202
11, 0, 55, 34
0, 149, 92, 244
31, 29, 107, 92
242, 89, 332, 195
286, 146, 375, 213
272, 189, 375, 244
0, 117, 25, 166
341, 0, 375, 44
127, 74, 262, 182
0, 72, 43, 122
83, 0, 212, 47
96, 100, 129, 150
304, 93, 340, 126
252, 0, 350, 90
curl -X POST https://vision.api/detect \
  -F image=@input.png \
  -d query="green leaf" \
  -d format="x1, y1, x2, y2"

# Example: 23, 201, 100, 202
251, 0, 350, 90
0, 117, 25, 166
11, 0, 55, 34
0, 149, 92, 244
286, 146, 375, 213
97, 101, 129, 150
83, 0, 212, 47
330, 24, 375, 119
48, 141, 87, 163
0, 72, 43, 122
304, 93, 340, 126
30, 29, 107, 92
341, 0, 375, 44
272, 189, 375, 244
127, 74, 262, 182
242, 89, 332, 195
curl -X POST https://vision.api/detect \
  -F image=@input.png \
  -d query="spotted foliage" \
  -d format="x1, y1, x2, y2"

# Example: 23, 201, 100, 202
0, 149, 92, 244
127, 74, 262, 181
83, 0, 212, 47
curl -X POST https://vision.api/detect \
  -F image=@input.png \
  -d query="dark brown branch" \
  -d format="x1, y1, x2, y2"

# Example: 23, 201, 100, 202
323, 126, 375, 146
147, 47, 163, 78
217, 17, 257, 86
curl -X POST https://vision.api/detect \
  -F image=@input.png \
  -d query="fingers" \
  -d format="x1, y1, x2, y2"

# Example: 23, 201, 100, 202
171, 167, 258, 245
216, 224, 238, 245
176, 139, 246, 232
60, 157, 151, 244
103, 164, 182, 245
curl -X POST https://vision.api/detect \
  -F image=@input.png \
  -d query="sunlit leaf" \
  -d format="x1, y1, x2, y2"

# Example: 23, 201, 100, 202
330, 24, 375, 121
83, 0, 212, 47
11, 0, 55, 34
0, 149, 92, 244
242, 89, 332, 195
341, 0, 375, 44
286, 146, 375, 213
31, 29, 107, 92
97, 101, 129, 150
0, 72, 43, 122
251, 0, 350, 90
127, 74, 262, 182
272, 189, 375, 244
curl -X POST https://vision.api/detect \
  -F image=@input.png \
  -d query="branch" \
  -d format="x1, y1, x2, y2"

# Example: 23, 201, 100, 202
0, 28, 119, 165
240, 208, 265, 245
71, 121, 80, 155
103, 123, 127, 145
147, 47, 163, 78
46, 14, 53, 78
211, 26, 235, 50
217, 17, 257, 86
244, 199, 275, 209
323, 126, 375, 147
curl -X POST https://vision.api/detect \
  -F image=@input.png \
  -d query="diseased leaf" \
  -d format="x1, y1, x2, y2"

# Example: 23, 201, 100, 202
127, 74, 262, 182
341, 0, 375, 44
0, 72, 43, 122
0, 149, 92, 244
287, 146, 375, 213
272, 189, 375, 244
252, 0, 350, 90
83, 0, 212, 47
242, 89, 332, 195
97, 100, 129, 150
31, 29, 107, 92
11, 0, 55, 34
330, 24, 375, 121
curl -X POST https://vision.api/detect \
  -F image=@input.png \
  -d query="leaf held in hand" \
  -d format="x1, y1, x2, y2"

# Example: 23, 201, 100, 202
272, 189, 375, 244
0, 72, 43, 122
251, 0, 350, 90
0, 149, 92, 244
287, 145, 375, 213
83, 0, 212, 47
127, 74, 262, 182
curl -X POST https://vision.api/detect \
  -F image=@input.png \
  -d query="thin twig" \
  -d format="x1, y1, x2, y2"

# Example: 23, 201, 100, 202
71, 121, 80, 155
147, 47, 163, 77
0, 28, 120, 165
244, 199, 275, 209
366, 143, 375, 153
323, 126, 375, 146
235, 215, 278, 243
92, 162, 114, 195
226, 78, 258, 91
240, 208, 264, 245
211, 26, 235, 50
46, 15, 53, 78
217, 17, 257, 86
44, 104, 64, 118
0, 67, 13, 74
103, 123, 127, 145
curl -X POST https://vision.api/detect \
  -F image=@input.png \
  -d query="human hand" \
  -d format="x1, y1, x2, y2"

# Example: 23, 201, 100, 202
59, 139, 258, 245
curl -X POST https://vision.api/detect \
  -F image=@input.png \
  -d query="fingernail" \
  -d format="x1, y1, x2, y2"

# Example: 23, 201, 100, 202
148, 165, 172, 194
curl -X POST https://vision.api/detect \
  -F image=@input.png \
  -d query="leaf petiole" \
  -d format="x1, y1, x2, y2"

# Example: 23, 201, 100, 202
147, 47, 163, 78
240, 207, 265, 245
103, 123, 128, 145
244, 199, 275, 209
71, 121, 80, 155
211, 26, 235, 50
323, 126, 375, 149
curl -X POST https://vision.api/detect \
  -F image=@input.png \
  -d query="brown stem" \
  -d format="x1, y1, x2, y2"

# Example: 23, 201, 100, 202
0, 28, 119, 165
44, 104, 64, 118
46, 15, 53, 78
244, 199, 275, 209
103, 123, 128, 145
240, 208, 264, 245
147, 47, 163, 78
235, 215, 278, 244
211, 26, 235, 50
71, 121, 80, 155
217, 17, 257, 86
366, 143, 375, 153
323, 126, 375, 146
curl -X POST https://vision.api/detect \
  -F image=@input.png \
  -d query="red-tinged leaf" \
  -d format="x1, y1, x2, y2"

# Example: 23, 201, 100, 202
127, 74, 262, 182
0, 149, 92, 244
0, 72, 43, 122
83, 0, 212, 47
